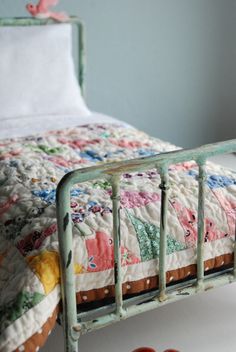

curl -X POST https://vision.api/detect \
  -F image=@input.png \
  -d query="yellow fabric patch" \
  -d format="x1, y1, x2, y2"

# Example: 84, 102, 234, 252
27, 251, 84, 295
74, 263, 83, 274
27, 251, 60, 295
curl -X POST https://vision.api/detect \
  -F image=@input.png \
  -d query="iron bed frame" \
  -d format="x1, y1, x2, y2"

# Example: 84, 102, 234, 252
1, 16, 236, 352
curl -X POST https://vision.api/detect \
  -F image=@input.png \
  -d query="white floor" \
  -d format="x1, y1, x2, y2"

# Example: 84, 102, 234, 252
41, 154, 236, 352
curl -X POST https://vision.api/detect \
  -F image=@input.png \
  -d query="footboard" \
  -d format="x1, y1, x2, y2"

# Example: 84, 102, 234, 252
56, 139, 236, 352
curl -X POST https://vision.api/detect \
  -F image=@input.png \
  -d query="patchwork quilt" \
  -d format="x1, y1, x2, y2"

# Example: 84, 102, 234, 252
0, 123, 236, 352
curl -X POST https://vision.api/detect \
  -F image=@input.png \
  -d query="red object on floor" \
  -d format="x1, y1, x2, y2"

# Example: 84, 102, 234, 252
132, 349, 180, 352
132, 348, 156, 352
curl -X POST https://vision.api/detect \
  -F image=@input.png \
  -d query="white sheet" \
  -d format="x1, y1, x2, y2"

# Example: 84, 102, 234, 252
0, 112, 132, 140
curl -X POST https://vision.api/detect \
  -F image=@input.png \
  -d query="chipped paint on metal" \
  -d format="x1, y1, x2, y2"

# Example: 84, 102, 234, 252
66, 250, 72, 269
64, 213, 70, 231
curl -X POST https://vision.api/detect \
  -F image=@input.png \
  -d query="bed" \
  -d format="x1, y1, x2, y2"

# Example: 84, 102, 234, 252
0, 17, 236, 352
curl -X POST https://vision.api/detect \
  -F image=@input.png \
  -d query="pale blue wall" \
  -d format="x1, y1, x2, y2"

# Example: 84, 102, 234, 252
0, 0, 235, 147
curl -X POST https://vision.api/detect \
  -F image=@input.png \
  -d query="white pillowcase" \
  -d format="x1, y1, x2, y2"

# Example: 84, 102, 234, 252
0, 24, 90, 120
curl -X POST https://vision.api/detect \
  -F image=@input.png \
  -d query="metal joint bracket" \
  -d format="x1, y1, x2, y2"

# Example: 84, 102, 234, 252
159, 183, 170, 191
110, 195, 121, 201
71, 326, 81, 342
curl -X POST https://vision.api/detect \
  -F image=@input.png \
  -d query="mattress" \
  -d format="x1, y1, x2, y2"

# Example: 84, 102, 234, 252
0, 115, 236, 352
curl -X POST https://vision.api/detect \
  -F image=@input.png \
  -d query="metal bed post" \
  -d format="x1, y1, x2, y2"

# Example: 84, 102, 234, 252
158, 165, 169, 302
111, 175, 125, 318
78, 21, 86, 98
57, 181, 79, 352
196, 160, 207, 290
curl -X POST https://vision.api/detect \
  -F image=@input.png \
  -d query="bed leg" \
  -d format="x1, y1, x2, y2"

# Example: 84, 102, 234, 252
56, 179, 80, 352
63, 334, 78, 352
65, 335, 78, 352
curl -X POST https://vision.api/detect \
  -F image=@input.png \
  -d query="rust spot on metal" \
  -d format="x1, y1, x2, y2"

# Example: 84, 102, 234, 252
73, 325, 82, 332
205, 285, 214, 291
63, 212, 69, 231
176, 292, 190, 296
66, 250, 72, 268
106, 162, 142, 175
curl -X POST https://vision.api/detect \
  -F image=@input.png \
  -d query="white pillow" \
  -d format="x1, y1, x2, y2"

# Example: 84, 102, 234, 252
0, 24, 90, 120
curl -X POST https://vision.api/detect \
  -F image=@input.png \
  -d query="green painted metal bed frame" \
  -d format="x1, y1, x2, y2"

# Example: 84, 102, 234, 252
1, 16, 236, 352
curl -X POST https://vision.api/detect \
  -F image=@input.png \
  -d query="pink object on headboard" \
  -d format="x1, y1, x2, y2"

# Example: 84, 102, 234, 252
26, 0, 69, 22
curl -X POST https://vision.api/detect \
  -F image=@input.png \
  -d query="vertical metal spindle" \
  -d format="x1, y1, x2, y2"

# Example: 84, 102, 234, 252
158, 166, 169, 302
56, 181, 78, 352
111, 175, 125, 317
78, 22, 86, 98
197, 160, 206, 290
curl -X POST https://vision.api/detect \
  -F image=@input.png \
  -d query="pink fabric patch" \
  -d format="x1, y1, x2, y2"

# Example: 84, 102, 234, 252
47, 156, 70, 168
0, 149, 22, 160
107, 190, 160, 209
212, 189, 236, 236
58, 138, 101, 149
109, 139, 150, 148
0, 194, 19, 217
86, 231, 140, 272
17, 223, 57, 256
169, 161, 197, 171
170, 200, 226, 246
47, 156, 86, 168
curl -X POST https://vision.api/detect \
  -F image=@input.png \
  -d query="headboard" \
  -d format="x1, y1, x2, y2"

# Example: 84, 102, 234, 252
0, 16, 86, 97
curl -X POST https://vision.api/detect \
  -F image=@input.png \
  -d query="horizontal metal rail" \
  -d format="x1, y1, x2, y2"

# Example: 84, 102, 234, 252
61, 266, 231, 322
72, 270, 236, 335
0, 16, 81, 26
56, 139, 236, 351
57, 139, 236, 187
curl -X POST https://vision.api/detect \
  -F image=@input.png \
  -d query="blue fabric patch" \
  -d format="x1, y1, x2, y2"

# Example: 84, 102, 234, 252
138, 149, 157, 157
9, 160, 19, 168
188, 170, 236, 189
32, 189, 56, 204
71, 189, 87, 197
32, 188, 87, 203
207, 175, 236, 189
80, 150, 103, 162
188, 170, 198, 177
